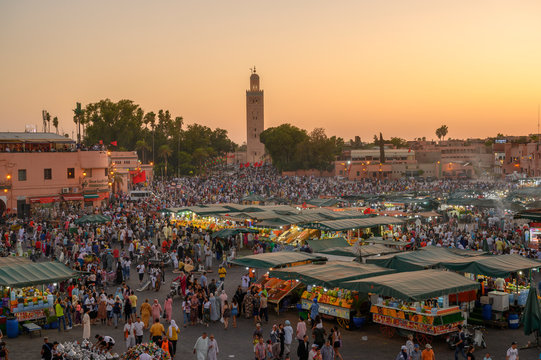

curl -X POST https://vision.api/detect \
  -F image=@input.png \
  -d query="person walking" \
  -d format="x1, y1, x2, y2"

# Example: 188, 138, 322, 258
506, 341, 519, 360
134, 316, 144, 345
151, 299, 162, 323
123, 318, 136, 349
331, 326, 343, 360
454, 325, 467, 360
421, 344, 435, 360
164, 296, 173, 323
320, 340, 334, 360
193, 332, 209, 360
207, 334, 219, 360
82, 308, 91, 340
284, 320, 293, 358
55, 299, 66, 332
140, 299, 152, 329
167, 320, 180, 357
296, 317, 306, 347
150, 318, 165, 343
222, 300, 230, 329
297, 335, 310, 360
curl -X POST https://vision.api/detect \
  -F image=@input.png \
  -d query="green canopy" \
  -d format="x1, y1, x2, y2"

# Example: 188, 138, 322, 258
302, 217, 403, 231
74, 214, 111, 224
211, 228, 259, 239
366, 246, 465, 271
230, 252, 326, 269
269, 261, 395, 288
363, 238, 410, 247
241, 194, 267, 202
0, 261, 79, 287
522, 286, 541, 336
342, 269, 480, 301
319, 244, 399, 258
306, 237, 349, 253
442, 254, 541, 278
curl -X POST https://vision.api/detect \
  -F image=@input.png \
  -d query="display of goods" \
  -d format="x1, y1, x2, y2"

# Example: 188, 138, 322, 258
302, 287, 353, 308
122, 342, 171, 360
55, 340, 120, 359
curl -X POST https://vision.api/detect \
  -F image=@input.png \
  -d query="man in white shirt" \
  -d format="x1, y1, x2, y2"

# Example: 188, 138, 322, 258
137, 263, 145, 284
506, 341, 519, 360
124, 318, 136, 349
133, 316, 144, 345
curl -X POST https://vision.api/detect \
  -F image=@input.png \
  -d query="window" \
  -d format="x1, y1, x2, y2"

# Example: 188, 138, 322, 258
18, 169, 27, 181
67, 168, 75, 179
44, 168, 52, 180
105, 168, 108, 177
84, 169, 92, 178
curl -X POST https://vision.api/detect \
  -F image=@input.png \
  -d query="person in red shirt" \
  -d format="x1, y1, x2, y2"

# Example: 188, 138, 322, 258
113, 248, 120, 259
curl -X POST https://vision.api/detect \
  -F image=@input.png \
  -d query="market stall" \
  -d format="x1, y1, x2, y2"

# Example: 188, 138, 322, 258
270, 261, 395, 328
231, 252, 327, 313
342, 269, 480, 344
0, 260, 79, 325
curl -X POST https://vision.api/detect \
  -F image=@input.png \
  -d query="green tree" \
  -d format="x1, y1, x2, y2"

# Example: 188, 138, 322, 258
159, 144, 172, 176
46, 112, 51, 132
135, 140, 150, 164
390, 137, 408, 148
52, 116, 59, 134
260, 124, 309, 172
435, 125, 449, 141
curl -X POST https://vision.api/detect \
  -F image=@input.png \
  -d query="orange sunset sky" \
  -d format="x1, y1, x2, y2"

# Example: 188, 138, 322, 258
1, 0, 541, 145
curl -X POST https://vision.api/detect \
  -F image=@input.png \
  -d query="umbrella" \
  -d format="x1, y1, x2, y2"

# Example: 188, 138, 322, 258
522, 286, 541, 337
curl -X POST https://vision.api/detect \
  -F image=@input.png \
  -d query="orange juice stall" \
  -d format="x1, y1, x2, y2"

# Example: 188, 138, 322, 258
231, 252, 327, 314
341, 270, 480, 344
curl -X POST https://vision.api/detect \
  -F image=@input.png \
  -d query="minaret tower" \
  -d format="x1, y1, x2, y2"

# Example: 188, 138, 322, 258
246, 67, 264, 163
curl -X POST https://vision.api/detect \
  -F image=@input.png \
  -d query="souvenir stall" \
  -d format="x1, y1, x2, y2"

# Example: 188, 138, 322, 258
342, 269, 480, 345
269, 261, 394, 328
231, 252, 327, 314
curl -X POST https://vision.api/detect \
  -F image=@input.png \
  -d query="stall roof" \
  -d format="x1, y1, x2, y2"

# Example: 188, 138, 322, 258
306, 237, 349, 253
302, 217, 404, 231
269, 261, 395, 288
363, 238, 410, 247
0, 261, 79, 287
230, 252, 326, 269
211, 228, 259, 238
365, 246, 469, 271
342, 269, 480, 301
318, 243, 400, 258
442, 254, 541, 278
0, 256, 32, 267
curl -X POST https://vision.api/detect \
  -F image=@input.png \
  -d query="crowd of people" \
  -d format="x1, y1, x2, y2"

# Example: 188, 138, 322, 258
0, 166, 537, 359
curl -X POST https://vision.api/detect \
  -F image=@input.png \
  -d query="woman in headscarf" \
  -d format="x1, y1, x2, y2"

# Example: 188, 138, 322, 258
114, 287, 124, 302
140, 299, 152, 329
97, 293, 107, 325
167, 319, 180, 357
164, 295, 173, 323
219, 290, 228, 310
82, 308, 91, 340
151, 299, 162, 323
209, 293, 220, 322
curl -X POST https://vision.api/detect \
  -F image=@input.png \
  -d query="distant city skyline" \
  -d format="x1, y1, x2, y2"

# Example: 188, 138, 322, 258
1, 1, 541, 145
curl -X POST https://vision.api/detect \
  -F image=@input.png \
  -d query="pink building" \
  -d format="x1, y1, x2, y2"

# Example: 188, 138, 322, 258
0, 133, 110, 216
494, 142, 541, 178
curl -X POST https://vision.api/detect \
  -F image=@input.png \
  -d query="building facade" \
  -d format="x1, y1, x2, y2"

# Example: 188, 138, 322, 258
0, 133, 109, 216
246, 68, 265, 163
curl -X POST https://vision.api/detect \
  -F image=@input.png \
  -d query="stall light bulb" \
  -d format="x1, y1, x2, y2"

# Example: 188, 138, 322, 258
323, 288, 327, 292
246, 267, 249, 270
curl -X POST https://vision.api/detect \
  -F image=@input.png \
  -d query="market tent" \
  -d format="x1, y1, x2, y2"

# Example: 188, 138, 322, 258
363, 238, 410, 247
0, 261, 79, 287
306, 237, 349, 253
241, 194, 267, 202
522, 286, 541, 336
442, 254, 541, 278
74, 214, 111, 224
302, 217, 403, 231
446, 248, 487, 257
366, 246, 465, 271
269, 261, 395, 288
211, 228, 258, 239
230, 252, 326, 269
0, 256, 32, 267
320, 244, 399, 258
342, 269, 480, 301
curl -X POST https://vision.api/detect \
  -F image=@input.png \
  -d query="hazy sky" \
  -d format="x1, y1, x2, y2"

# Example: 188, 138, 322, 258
1, 0, 541, 144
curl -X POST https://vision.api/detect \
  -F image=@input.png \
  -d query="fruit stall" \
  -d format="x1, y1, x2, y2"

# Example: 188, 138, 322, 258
341, 269, 480, 344
269, 261, 394, 328
256, 275, 303, 314
0, 259, 78, 331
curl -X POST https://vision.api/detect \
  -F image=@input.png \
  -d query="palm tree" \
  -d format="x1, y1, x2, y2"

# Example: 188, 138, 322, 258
159, 144, 172, 176
46, 112, 51, 133
52, 117, 59, 134
436, 125, 449, 141
135, 140, 150, 164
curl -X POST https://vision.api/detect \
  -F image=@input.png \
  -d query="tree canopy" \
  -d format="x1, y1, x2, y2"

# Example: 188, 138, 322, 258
79, 99, 237, 176
260, 124, 343, 172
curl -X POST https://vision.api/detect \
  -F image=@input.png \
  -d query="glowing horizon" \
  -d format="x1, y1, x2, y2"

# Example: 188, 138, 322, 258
1, 0, 541, 145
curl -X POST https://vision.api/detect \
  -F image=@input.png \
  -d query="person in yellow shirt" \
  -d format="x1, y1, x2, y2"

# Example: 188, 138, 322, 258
55, 299, 66, 332
167, 320, 180, 357
128, 291, 138, 321
218, 265, 227, 283
149, 318, 165, 343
